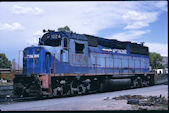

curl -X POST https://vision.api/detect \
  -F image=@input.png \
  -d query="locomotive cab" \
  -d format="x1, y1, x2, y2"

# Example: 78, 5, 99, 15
23, 31, 89, 76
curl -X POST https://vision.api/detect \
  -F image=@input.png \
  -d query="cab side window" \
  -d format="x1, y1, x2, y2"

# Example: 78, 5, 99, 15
75, 42, 84, 54
64, 38, 68, 48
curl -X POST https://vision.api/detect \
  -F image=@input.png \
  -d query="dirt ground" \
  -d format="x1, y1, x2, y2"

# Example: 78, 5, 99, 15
105, 94, 168, 110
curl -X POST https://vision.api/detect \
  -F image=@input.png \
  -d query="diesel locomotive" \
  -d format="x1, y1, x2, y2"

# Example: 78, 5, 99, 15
13, 30, 157, 97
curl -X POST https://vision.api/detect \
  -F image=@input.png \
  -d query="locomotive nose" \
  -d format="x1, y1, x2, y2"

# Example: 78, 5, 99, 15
23, 47, 41, 74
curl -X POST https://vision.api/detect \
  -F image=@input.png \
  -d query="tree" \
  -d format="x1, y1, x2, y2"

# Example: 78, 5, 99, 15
149, 52, 164, 69
0, 53, 11, 68
58, 26, 72, 32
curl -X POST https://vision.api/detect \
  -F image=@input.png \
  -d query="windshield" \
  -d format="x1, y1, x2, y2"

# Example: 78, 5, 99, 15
40, 33, 61, 47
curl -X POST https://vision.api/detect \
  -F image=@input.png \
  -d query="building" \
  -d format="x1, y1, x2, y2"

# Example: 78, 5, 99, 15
154, 68, 168, 75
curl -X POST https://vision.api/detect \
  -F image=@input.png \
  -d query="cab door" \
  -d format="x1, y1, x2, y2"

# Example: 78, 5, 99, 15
61, 38, 69, 63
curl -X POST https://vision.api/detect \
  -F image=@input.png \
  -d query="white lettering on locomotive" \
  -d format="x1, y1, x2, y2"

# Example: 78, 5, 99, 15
102, 48, 127, 54
27, 54, 39, 58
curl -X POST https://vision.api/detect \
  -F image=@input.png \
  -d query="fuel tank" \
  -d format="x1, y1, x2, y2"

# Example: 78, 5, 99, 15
102, 79, 131, 91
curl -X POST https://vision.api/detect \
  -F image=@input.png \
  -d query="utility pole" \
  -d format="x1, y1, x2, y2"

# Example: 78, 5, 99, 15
18, 50, 22, 71
18, 50, 20, 70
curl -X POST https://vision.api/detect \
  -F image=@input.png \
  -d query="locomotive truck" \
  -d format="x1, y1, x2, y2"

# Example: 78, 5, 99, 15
13, 30, 157, 97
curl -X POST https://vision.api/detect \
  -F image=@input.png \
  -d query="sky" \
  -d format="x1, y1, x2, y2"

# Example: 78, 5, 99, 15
0, 1, 168, 66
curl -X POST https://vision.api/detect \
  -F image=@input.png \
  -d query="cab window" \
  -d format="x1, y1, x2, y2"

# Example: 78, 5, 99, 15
75, 42, 84, 54
64, 38, 68, 48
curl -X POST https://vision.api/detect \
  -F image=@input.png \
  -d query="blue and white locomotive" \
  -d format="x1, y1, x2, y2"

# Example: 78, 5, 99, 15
13, 30, 157, 97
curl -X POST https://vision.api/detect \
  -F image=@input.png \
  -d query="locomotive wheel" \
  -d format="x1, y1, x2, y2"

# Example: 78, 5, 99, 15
14, 88, 24, 97
144, 81, 149, 87
77, 84, 86, 94
14, 83, 28, 97
70, 81, 78, 96
132, 79, 139, 88
53, 87, 63, 97
70, 88, 78, 96
137, 77, 143, 88
53, 88, 58, 97
70, 80, 88, 95
66, 89, 71, 96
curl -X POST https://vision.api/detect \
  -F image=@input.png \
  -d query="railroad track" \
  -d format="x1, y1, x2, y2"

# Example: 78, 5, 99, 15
0, 90, 98, 104
0, 75, 167, 104
0, 96, 38, 103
